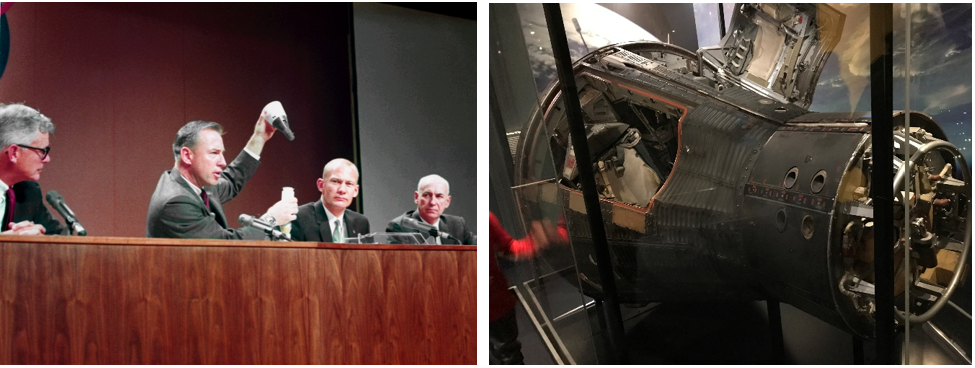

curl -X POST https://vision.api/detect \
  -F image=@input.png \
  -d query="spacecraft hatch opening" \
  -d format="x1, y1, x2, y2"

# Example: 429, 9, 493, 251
554, 80, 684, 209
510, 3, 971, 340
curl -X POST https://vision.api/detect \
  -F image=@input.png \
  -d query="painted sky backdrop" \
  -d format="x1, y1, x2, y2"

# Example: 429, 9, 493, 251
518, 3, 971, 164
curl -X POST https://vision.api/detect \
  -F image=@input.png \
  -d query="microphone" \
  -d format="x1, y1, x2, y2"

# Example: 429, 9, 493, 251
44, 191, 87, 236
262, 101, 294, 141
400, 217, 455, 242
239, 213, 291, 241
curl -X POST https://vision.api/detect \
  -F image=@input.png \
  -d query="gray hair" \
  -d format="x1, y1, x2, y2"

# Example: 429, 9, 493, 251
0, 103, 56, 149
322, 158, 359, 180
173, 120, 224, 160
417, 174, 449, 195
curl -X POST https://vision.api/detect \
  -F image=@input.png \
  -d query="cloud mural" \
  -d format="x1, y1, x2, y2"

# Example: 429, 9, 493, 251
514, 3, 970, 162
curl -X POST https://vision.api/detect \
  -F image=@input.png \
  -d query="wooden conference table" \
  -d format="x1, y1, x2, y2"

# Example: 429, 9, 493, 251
0, 235, 475, 364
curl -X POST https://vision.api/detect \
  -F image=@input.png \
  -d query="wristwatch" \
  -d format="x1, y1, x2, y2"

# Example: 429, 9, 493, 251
260, 214, 276, 226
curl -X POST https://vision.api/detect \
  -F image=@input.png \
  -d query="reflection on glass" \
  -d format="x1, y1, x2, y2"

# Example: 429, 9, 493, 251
896, 3, 972, 364
494, 3, 971, 364
491, 3, 600, 364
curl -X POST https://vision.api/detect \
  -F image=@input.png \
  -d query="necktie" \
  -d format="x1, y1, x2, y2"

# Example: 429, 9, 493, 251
2, 188, 14, 231
332, 219, 344, 243
200, 191, 210, 209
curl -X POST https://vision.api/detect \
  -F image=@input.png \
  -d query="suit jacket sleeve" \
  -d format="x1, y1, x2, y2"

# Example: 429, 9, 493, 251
146, 149, 264, 240
289, 214, 307, 242
33, 202, 67, 236
451, 216, 476, 245
157, 192, 265, 240
210, 150, 260, 204
385, 213, 406, 233
351, 211, 370, 235
15, 182, 66, 235
289, 202, 316, 242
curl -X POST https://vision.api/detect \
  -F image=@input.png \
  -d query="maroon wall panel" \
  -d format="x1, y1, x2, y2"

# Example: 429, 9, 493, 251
0, 3, 354, 237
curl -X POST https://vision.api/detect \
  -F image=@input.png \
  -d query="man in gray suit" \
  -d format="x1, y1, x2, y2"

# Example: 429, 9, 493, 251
290, 158, 369, 243
386, 174, 475, 245
146, 114, 297, 239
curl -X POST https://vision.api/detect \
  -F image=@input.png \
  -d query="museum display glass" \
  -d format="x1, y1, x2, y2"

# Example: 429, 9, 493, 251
490, 3, 971, 364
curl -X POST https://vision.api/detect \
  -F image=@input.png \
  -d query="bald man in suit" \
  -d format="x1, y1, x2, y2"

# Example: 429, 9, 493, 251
290, 158, 370, 243
386, 174, 474, 245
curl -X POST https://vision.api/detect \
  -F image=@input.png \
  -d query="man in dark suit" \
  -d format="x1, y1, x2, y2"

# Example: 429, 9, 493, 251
290, 158, 369, 243
386, 174, 474, 245
0, 103, 65, 236
146, 114, 297, 239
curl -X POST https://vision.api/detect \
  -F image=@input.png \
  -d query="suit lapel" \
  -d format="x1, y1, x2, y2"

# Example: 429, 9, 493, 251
411, 211, 449, 244
439, 216, 453, 243
170, 170, 224, 227
208, 191, 228, 228
313, 200, 334, 242
343, 211, 358, 238
438, 216, 459, 244
409, 210, 424, 224
409, 211, 426, 242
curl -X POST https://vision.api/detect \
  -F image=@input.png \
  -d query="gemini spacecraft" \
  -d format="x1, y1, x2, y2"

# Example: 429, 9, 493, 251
512, 3, 970, 338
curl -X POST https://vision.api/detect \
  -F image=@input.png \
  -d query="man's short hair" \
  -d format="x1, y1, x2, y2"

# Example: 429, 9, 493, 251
173, 120, 224, 160
322, 158, 359, 180
0, 103, 56, 149
417, 174, 449, 195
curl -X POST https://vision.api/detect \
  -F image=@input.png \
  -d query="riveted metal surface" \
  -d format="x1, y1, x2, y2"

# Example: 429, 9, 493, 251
648, 103, 779, 269
505, 3, 972, 339
741, 129, 866, 314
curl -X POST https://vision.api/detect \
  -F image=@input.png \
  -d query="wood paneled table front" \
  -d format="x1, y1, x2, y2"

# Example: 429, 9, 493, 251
0, 235, 475, 364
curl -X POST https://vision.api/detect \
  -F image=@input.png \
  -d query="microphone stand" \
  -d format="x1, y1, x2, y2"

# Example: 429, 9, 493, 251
59, 213, 87, 236
67, 220, 82, 236
428, 229, 457, 244
239, 214, 292, 241
267, 229, 292, 242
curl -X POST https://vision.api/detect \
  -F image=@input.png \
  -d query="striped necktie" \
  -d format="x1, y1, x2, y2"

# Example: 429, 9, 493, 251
332, 219, 344, 243
200, 191, 210, 209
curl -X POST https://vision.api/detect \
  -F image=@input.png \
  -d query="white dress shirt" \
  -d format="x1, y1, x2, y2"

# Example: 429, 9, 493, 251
323, 202, 345, 242
421, 216, 441, 245
0, 178, 9, 225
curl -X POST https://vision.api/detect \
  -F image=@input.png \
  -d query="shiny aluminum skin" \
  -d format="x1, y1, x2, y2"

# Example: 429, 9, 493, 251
512, 4, 970, 339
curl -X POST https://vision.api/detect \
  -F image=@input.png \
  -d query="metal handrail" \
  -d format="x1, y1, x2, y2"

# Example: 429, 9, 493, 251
892, 141, 972, 324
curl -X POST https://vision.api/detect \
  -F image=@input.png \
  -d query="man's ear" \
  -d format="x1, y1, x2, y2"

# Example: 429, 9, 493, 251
317, 178, 325, 193
4, 145, 19, 164
179, 146, 194, 166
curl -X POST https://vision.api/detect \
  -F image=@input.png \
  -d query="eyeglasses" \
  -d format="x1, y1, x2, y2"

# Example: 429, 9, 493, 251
16, 144, 51, 160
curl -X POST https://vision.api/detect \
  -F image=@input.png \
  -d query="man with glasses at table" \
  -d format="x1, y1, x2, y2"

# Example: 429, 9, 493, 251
0, 103, 66, 236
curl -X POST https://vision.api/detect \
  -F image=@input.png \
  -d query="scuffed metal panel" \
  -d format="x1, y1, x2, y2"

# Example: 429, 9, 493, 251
507, 3, 971, 341
741, 129, 866, 319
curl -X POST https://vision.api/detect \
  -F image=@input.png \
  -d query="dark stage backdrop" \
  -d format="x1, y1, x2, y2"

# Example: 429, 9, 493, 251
0, 3, 355, 237
353, 3, 477, 231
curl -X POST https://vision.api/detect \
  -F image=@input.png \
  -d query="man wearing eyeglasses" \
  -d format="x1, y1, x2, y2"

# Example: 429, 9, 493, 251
289, 158, 370, 243
0, 103, 66, 236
